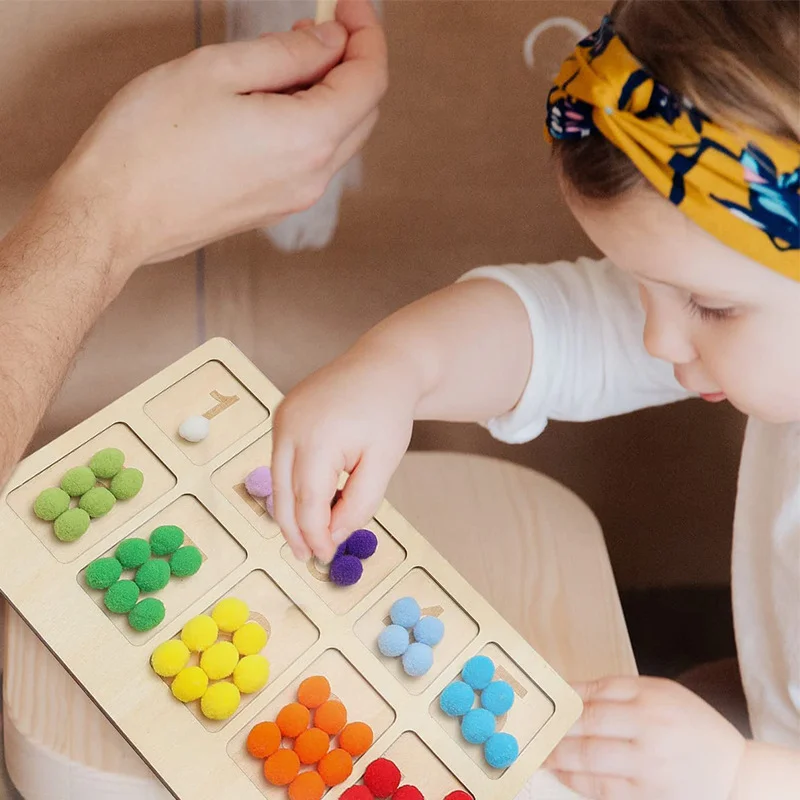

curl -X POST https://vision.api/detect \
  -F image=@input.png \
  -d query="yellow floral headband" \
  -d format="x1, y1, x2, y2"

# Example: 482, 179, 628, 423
546, 16, 799, 281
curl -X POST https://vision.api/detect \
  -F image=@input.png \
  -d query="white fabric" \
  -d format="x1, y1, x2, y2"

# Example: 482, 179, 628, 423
461, 258, 800, 756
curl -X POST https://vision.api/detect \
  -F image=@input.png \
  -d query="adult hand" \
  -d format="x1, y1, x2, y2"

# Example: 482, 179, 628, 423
48, 0, 386, 274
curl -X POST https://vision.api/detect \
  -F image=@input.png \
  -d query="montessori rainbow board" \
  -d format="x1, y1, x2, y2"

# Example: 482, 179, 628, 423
0, 339, 581, 800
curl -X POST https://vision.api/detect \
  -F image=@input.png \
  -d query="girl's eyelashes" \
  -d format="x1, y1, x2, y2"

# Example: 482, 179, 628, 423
685, 297, 736, 322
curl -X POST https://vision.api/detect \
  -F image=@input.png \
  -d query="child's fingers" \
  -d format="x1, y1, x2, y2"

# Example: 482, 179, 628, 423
292, 18, 315, 31
292, 450, 341, 561
329, 453, 390, 542
271, 440, 310, 561
545, 736, 638, 779
550, 770, 637, 800
565, 700, 640, 740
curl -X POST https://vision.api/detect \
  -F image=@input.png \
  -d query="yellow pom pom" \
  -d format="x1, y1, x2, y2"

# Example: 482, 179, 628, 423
181, 615, 218, 653
199, 641, 240, 680
151, 640, 191, 678
233, 654, 270, 694
171, 667, 209, 703
212, 598, 250, 633
200, 681, 241, 720
232, 621, 268, 656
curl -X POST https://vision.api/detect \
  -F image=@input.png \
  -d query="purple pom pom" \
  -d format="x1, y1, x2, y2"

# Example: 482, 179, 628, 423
245, 466, 272, 499
346, 529, 378, 560
329, 555, 363, 586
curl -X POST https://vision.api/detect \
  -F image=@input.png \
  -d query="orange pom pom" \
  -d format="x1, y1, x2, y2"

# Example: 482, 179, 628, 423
339, 721, 374, 757
288, 770, 325, 800
277, 702, 311, 738
297, 675, 331, 710
315, 700, 347, 735
294, 727, 330, 765
318, 748, 353, 786
247, 721, 281, 759
263, 748, 301, 786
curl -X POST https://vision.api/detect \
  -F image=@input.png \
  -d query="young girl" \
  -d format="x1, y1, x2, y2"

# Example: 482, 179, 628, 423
270, 2, 799, 797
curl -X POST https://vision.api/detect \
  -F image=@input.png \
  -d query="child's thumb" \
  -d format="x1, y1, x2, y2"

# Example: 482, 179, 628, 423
330, 461, 388, 543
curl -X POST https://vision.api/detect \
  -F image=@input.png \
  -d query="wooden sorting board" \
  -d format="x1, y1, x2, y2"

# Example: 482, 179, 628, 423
0, 339, 582, 800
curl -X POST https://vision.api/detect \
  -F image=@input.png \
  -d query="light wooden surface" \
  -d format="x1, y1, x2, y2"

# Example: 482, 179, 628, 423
3, 446, 635, 799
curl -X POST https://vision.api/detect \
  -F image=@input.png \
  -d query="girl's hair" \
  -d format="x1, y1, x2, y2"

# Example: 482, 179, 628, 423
554, 0, 800, 201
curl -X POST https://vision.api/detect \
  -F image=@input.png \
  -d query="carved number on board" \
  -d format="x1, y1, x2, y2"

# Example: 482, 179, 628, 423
494, 664, 527, 731
203, 390, 240, 420
233, 483, 268, 517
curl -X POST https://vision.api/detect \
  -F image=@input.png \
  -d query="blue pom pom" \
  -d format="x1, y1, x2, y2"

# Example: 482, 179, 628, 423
401, 642, 434, 677
461, 708, 495, 744
484, 732, 519, 769
480, 680, 515, 716
413, 615, 444, 646
462, 655, 495, 690
378, 624, 410, 657
390, 597, 421, 629
440, 681, 475, 717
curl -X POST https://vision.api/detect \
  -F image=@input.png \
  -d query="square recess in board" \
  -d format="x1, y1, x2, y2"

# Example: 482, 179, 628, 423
211, 432, 280, 540
281, 522, 407, 616
6, 423, 175, 564
355, 567, 479, 695
77, 494, 246, 644
431, 642, 556, 779
152, 569, 320, 733
228, 648, 396, 799
144, 360, 270, 465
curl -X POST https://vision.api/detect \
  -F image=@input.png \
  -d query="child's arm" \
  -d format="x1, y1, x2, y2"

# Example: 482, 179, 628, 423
734, 742, 800, 799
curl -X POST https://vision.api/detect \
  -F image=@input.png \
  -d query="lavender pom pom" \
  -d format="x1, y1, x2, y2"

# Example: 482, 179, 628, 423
245, 466, 272, 498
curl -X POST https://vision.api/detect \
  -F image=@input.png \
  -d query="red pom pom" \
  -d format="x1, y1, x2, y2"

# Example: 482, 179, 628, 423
443, 793, 473, 800
364, 758, 401, 798
340, 787, 374, 800
392, 786, 424, 800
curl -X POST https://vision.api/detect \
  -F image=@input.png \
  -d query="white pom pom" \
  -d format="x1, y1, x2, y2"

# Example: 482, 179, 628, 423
178, 415, 210, 443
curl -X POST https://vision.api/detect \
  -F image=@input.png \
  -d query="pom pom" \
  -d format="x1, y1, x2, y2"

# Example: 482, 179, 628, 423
393, 787, 424, 800
104, 580, 140, 614
330, 555, 363, 587
85, 557, 123, 590
294, 727, 329, 765
402, 642, 434, 677
345, 529, 378, 559
129, 597, 166, 631
315, 699, 347, 735
277, 703, 311, 738
233, 654, 270, 694
60, 466, 96, 497
461, 708, 496, 744
149, 525, 185, 556
212, 597, 250, 633
78, 486, 116, 518
340, 787, 374, 800
264, 748, 301, 786
484, 732, 519, 769
151, 639, 191, 677
245, 466, 273, 498
377, 625, 410, 658
115, 538, 151, 569
318, 748, 353, 786
89, 448, 125, 479
413, 616, 445, 647
364, 758, 401, 797
440, 681, 475, 717
200, 681, 240, 720
135, 559, 171, 592
110, 468, 144, 500
288, 770, 325, 800
247, 721, 282, 759
34, 487, 71, 521
339, 721, 374, 757
297, 675, 331, 709
480, 680, 515, 716
390, 597, 420, 629
444, 792, 474, 800
181, 614, 219, 652
171, 666, 209, 702
53, 507, 91, 542
462, 655, 495, 691
200, 641, 240, 680
233, 621, 268, 656
178, 416, 210, 443
170, 545, 203, 577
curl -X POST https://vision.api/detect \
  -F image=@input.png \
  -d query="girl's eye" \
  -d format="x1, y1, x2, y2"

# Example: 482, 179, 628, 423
686, 298, 735, 322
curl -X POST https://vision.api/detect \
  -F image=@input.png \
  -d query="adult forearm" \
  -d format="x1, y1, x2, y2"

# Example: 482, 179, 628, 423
734, 741, 800, 800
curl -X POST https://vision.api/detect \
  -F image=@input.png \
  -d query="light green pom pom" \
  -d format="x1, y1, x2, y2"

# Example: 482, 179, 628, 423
89, 448, 125, 479
33, 487, 70, 521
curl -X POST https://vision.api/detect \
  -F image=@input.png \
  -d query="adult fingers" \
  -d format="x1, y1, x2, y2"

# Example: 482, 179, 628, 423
573, 677, 643, 705
550, 770, 637, 800
326, 109, 379, 175
565, 701, 641, 741
545, 737, 638, 779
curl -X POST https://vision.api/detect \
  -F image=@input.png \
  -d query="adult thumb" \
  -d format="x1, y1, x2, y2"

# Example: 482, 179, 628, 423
210, 22, 347, 94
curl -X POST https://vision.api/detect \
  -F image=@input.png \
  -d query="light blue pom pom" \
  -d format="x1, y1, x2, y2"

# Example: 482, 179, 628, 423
481, 680, 515, 716
378, 624, 410, 657
401, 642, 434, 677
484, 732, 519, 769
440, 681, 475, 717
461, 708, 495, 744
390, 596, 421, 629
462, 655, 495, 690
413, 615, 445, 646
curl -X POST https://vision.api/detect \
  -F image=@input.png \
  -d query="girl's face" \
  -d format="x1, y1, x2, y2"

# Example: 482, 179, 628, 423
569, 188, 800, 423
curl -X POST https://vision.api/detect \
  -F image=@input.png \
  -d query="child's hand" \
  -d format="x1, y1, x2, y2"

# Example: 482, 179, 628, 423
545, 676, 747, 800
271, 348, 419, 563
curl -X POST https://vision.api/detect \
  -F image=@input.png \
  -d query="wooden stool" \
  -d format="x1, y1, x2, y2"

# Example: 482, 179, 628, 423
2, 452, 635, 799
